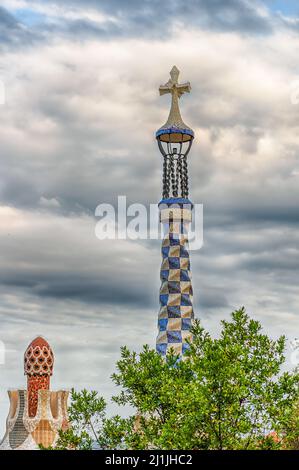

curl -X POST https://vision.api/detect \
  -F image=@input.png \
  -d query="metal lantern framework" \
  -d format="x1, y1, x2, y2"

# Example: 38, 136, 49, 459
156, 66, 194, 199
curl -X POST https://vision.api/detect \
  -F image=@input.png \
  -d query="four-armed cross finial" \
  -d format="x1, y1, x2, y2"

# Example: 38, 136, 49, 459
157, 66, 192, 133
159, 65, 191, 98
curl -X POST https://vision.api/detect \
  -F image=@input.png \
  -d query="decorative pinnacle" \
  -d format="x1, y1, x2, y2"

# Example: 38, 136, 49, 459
159, 65, 191, 98
24, 336, 54, 377
157, 66, 193, 139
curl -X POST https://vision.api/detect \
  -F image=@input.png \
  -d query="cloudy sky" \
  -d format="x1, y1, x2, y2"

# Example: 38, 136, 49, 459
0, 0, 299, 433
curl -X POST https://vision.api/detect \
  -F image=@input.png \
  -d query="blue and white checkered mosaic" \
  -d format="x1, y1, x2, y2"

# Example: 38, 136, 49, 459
156, 199, 194, 356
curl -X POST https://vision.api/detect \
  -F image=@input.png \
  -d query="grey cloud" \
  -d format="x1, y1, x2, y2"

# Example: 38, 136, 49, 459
0, 6, 18, 28
241, 251, 299, 272
5, 0, 274, 43
40, 17, 121, 40
0, 208, 159, 307
181, 0, 272, 34
0, 174, 40, 207
197, 287, 229, 310
1, 270, 156, 307
0, 6, 38, 48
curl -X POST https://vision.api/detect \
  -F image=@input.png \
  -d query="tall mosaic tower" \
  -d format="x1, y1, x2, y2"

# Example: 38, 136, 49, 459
0, 337, 69, 450
156, 66, 195, 356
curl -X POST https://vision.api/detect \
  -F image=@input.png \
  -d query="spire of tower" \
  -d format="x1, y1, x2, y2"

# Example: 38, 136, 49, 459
155, 67, 195, 357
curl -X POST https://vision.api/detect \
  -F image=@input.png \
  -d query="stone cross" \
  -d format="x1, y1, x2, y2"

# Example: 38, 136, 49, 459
158, 66, 191, 129
159, 65, 191, 98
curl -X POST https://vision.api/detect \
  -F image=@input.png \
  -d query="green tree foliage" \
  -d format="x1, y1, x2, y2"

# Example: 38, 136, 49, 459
281, 401, 299, 449
53, 308, 299, 450
52, 389, 106, 450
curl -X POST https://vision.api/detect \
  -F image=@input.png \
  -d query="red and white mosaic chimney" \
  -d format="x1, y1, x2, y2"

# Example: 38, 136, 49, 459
0, 337, 69, 450
24, 337, 54, 417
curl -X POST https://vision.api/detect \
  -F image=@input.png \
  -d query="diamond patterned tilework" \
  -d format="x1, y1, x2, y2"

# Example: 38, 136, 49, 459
156, 199, 194, 356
